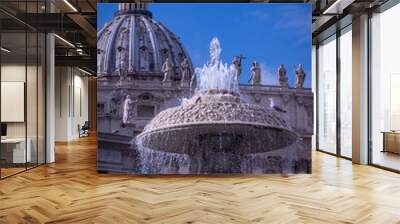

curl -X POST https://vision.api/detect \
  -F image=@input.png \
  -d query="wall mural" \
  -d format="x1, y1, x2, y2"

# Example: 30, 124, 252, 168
97, 3, 313, 174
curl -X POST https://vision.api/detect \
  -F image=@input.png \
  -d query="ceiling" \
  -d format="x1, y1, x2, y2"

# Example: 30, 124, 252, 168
0, 0, 393, 74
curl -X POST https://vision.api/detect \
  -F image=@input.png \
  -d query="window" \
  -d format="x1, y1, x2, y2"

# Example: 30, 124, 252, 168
316, 24, 352, 159
339, 26, 352, 158
0, 1, 47, 179
97, 103, 105, 113
137, 105, 155, 118
370, 3, 400, 171
317, 35, 337, 154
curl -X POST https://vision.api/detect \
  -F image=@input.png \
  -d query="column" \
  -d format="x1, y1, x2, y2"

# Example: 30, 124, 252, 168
351, 14, 369, 164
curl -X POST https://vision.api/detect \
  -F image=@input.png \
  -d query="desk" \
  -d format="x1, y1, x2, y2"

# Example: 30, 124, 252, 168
1, 138, 31, 163
382, 131, 400, 154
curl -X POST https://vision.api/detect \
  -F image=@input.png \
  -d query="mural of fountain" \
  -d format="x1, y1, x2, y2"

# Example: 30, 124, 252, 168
134, 37, 303, 174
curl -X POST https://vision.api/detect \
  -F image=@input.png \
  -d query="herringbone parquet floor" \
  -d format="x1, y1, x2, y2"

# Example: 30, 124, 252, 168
1, 135, 400, 224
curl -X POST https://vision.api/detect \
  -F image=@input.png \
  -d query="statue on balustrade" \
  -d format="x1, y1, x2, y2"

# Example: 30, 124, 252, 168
278, 64, 288, 87
118, 53, 128, 81
232, 54, 245, 78
295, 64, 306, 88
122, 95, 133, 125
180, 57, 190, 87
249, 61, 261, 86
162, 57, 173, 83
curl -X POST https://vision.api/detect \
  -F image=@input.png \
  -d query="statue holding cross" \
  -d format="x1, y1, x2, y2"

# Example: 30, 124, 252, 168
232, 54, 246, 78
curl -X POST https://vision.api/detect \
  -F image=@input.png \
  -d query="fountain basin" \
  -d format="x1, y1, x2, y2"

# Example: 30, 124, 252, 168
138, 122, 297, 154
137, 89, 298, 154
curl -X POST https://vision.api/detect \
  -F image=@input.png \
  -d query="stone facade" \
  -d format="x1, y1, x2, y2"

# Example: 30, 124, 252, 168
97, 80, 313, 138
97, 78, 313, 173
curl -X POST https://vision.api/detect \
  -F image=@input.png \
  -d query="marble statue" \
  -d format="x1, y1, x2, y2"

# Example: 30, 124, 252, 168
278, 64, 288, 87
162, 57, 173, 82
249, 61, 261, 85
232, 55, 244, 78
122, 95, 132, 124
118, 48, 128, 81
295, 64, 305, 88
180, 58, 190, 85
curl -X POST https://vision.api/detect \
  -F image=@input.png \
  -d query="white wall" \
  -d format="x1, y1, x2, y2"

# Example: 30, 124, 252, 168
1, 65, 26, 139
55, 66, 69, 141
73, 73, 89, 137
1, 63, 46, 164
55, 67, 89, 141
1, 65, 40, 138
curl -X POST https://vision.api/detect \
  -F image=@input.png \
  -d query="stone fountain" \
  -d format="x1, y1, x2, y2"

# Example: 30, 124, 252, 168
135, 37, 301, 174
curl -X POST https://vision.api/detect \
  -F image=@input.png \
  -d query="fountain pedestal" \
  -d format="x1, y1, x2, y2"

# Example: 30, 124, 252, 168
188, 132, 243, 173
136, 89, 299, 174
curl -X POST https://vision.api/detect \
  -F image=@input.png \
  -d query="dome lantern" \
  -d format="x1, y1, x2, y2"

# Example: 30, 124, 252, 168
117, 2, 152, 18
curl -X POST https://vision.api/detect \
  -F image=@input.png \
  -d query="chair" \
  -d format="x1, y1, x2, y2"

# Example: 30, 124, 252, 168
79, 121, 90, 138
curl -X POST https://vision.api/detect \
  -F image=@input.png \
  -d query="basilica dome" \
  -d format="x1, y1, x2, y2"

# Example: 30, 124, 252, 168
97, 3, 193, 79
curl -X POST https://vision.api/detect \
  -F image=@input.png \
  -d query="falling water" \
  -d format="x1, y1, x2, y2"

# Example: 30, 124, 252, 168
135, 37, 243, 174
195, 37, 239, 94
240, 138, 306, 174
132, 37, 307, 174
135, 138, 190, 174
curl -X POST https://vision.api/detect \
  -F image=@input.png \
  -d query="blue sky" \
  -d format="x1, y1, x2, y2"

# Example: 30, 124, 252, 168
97, 3, 311, 87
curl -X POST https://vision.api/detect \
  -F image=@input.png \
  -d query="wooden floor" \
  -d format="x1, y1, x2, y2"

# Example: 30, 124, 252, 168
372, 150, 400, 171
1, 167, 26, 178
1, 136, 400, 224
